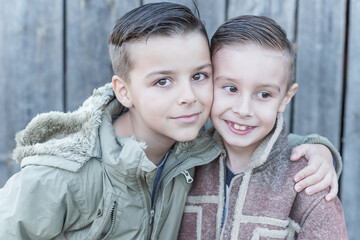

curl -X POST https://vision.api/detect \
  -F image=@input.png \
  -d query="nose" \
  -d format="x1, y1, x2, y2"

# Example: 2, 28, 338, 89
232, 95, 253, 118
177, 80, 197, 105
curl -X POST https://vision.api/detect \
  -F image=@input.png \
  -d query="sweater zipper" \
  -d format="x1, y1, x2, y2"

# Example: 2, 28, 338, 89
219, 172, 244, 239
148, 143, 216, 226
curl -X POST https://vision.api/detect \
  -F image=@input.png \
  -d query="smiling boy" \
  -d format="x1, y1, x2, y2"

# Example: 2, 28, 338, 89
111, 32, 213, 164
179, 15, 347, 239
0, 3, 342, 240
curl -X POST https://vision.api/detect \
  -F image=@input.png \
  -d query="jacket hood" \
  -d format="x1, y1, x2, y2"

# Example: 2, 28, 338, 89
13, 83, 118, 166
13, 83, 218, 172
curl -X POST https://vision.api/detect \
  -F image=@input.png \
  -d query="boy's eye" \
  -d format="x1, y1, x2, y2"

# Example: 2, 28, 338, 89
257, 91, 271, 99
192, 73, 206, 81
224, 85, 237, 93
155, 78, 171, 87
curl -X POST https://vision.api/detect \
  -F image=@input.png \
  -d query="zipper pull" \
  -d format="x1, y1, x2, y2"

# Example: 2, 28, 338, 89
149, 209, 155, 224
181, 170, 193, 183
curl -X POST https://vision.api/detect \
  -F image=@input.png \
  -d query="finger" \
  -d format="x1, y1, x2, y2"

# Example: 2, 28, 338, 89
294, 161, 320, 183
290, 144, 310, 161
326, 175, 339, 201
304, 172, 332, 195
294, 164, 325, 191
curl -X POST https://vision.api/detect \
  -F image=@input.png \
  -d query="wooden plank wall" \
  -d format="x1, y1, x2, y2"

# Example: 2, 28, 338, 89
0, 0, 358, 238
341, 1, 360, 239
0, 0, 64, 183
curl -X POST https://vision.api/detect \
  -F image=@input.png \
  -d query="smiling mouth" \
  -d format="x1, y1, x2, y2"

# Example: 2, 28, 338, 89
226, 121, 255, 131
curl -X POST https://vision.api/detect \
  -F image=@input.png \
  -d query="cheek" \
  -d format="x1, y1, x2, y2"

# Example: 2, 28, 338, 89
210, 91, 226, 118
138, 92, 168, 112
259, 107, 278, 127
195, 83, 213, 108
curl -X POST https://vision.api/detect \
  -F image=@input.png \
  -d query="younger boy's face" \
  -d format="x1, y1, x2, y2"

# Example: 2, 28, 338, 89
117, 32, 213, 144
211, 44, 297, 153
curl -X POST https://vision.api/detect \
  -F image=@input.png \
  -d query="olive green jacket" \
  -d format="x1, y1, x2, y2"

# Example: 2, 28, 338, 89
0, 83, 222, 239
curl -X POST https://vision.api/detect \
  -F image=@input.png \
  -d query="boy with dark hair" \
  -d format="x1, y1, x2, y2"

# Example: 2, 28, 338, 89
0, 3, 341, 239
178, 15, 347, 239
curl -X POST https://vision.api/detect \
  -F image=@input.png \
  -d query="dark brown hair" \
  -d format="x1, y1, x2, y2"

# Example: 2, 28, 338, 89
211, 15, 295, 87
108, 2, 208, 80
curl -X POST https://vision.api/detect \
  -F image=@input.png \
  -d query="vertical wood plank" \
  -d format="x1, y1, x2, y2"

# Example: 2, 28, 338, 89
227, 0, 297, 129
341, 0, 360, 238
293, 0, 346, 148
66, 0, 141, 111
228, 0, 297, 42
196, 0, 226, 38
0, 0, 64, 187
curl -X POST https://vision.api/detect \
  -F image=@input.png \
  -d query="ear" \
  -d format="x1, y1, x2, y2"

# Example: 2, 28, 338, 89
278, 83, 298, 113
112, 75, 134, 108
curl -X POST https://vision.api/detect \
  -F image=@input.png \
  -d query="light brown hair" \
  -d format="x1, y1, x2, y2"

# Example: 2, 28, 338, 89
108, 2, 208, 81
211, 15, 295, 88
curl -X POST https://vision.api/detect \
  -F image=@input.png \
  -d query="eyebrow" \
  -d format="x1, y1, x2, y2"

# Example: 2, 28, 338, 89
145, 63, 212, 78
215, 76, 281, 92
258, 83, 281, 92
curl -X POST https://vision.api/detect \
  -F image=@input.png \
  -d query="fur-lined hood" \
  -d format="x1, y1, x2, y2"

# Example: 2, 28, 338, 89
12, 83, 118, 167
12, 83, 216, 171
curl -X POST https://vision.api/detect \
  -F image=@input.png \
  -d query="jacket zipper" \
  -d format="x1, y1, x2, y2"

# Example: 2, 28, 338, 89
148, 142, 217, 226
95, 201, 117, 240
181, 170, 194, 183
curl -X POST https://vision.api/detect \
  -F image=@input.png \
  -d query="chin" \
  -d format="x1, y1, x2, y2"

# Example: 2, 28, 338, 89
174, 132, 199, 142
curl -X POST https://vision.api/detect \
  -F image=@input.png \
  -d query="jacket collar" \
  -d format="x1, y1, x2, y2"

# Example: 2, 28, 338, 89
212, 113, 286, 172
99, 96, 222, 180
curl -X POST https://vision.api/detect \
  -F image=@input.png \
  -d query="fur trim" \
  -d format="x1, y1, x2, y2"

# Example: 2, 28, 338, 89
12, 83, 120, 165
246, 113, 284, 170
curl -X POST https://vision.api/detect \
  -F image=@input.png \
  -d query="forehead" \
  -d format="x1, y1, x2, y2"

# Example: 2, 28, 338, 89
213, 45, 288, 87
127, 32, 211, 73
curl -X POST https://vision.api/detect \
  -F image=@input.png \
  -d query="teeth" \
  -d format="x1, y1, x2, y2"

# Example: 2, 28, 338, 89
233, 124, 248, 131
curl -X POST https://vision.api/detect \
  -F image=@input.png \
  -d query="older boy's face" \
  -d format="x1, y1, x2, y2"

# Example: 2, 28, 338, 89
211, 45, 294, 154
125, 32, 213, 144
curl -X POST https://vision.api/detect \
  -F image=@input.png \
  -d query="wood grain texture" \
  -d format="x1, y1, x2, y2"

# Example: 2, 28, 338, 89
0, 0, 64, 186
66, 0, 141, 111
197, 0, 226, 38
340, 0, 360, 238
293, 0, 346, 148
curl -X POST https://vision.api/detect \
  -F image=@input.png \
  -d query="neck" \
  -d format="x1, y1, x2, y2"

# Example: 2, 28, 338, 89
144, 142, 173, 166
223, 142, 258, 174
112, 111, 174, 165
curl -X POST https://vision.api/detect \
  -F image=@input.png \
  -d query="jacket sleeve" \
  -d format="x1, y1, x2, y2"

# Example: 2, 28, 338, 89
296, 196, 348, 239
0, 165, 80, 240
287, 133, 342, 178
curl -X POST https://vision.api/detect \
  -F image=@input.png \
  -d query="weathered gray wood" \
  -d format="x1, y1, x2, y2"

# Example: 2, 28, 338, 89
228, 0, 297, 42
293, 0, 346, 148
66, 0, 141, 111
341, 0, 360, 238
197, 0, 226, 38
227, 0, 297, 130
0, 0, 64, 187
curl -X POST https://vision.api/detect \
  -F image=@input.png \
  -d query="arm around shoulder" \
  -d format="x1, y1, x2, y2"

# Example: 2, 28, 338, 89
0, 165, 80, 239
288, 133, 342, 178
